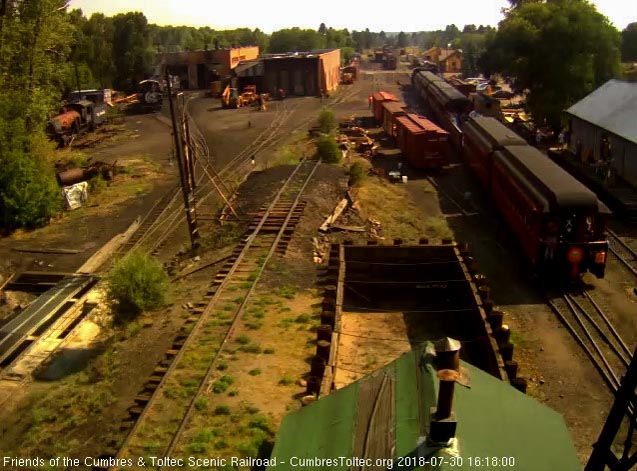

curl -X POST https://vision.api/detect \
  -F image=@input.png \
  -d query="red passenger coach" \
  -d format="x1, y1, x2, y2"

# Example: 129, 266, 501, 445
460, 116, 609, 282
462, 116, 526, 188
372, 91, 398, 123
381, 101, 407, 138
395, 114, 449, 170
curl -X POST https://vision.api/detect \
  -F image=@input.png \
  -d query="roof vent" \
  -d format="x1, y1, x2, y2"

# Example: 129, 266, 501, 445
428, 337, 461, 447
429, 369, 459, 446
434, 337, 461, 371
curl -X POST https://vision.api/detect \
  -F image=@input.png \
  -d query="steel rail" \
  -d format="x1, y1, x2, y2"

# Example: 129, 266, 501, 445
109, 158, 320, 469
158, 158, 321, 466
606, 228, 637, 279
547, 294, 618, 392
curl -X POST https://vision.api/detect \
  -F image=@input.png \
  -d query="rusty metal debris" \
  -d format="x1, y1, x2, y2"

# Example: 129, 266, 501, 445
56, 161, 116, 186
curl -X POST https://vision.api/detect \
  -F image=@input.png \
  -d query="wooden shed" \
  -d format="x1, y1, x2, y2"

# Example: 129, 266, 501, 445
396, 113, 449, 170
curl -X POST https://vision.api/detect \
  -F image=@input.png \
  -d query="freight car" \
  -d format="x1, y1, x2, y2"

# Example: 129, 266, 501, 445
47, 99, 107, 147
411, 70, 472, 149
462, 117, 609, 281
381, 100, 407, 138
371, 91, 398, 124
395, 113, 449, 170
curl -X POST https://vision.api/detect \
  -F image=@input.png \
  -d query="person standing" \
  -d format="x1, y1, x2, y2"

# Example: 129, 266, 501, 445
368, 94, 373, 109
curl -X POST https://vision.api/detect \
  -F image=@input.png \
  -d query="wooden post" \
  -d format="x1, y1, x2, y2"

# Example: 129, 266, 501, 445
166, 69, 199, 250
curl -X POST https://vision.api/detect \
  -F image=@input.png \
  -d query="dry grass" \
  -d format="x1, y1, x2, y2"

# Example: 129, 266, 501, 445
356, 176, 452, 240
170, 286, 321, 462
266, 131, 315, 168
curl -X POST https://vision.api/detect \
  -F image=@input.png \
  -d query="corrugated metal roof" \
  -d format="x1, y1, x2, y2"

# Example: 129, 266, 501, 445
406, 113, 448, 134
268, 343, 582, 471
234, 59, 262, 75
566, 79, 637, 145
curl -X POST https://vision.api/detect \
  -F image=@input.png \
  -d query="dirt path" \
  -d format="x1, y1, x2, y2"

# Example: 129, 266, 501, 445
0, 114, 177, 279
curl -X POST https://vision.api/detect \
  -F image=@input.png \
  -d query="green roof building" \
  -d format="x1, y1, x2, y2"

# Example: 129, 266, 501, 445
267, 342, 581, 471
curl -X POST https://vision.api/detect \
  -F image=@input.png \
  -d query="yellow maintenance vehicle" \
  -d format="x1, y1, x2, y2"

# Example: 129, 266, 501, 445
221, 85, 243, 108
220, 85, 261, 109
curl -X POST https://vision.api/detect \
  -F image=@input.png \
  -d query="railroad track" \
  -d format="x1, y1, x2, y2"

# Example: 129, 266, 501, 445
120, 84, 363, 259
548, 289, 632, 395
425, 176, 479, 218
606, 228, 637, 278
103, 157, 321, 470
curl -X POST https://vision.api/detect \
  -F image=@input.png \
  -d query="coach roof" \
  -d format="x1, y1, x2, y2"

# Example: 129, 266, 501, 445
500, 145, 601, 213
465, 116, 527, 149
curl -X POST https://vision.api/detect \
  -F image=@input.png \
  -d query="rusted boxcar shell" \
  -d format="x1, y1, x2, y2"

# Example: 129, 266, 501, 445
372, 91, 399, 122
396, 114, 449, 170
381, 101, 407, 136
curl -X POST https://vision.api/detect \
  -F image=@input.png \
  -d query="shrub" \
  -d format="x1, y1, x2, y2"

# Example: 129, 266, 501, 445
248, 368, 262, 376
239, 344, 262, 354
88, 175, 107, 194
212, 375, 234, 394
249, 415, 272, 433
106, 250, 170, 319
195, 398, 208, 412
278, 376, 294, 386
317, 108, 336, 134
214, 405, 231, 415
0, 146, 61, 230
316, 134, 341, 163
348, 162, 367, 186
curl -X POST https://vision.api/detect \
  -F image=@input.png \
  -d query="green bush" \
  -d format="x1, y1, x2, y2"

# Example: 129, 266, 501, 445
316, 135, 341, 163
106, 250, 170, 319
317, 108, 336, 134
348, 162, 367, 186
88, 175, 107, 193
0, 145, 61, 230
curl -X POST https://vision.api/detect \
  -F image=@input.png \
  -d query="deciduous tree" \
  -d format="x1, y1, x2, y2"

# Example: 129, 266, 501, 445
622, 23, 637, 62
480, 0, 621, 130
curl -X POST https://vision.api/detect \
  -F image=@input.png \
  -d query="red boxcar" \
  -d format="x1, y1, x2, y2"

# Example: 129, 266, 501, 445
381, 101, 407, 137
395, 114, 449, 170
372, 91, 398, 123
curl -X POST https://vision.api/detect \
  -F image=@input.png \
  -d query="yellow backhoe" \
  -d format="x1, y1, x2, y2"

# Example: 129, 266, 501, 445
221, 85, 244, 109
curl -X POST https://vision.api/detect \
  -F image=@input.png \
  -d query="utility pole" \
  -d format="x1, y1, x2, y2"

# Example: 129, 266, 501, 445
586, 347, 637, 470
166, 69, 200, 250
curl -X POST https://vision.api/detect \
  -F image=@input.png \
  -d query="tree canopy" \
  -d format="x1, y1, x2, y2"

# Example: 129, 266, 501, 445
622, 23, 637, 62
0, 0, 71, 230
480, 0, 621, 130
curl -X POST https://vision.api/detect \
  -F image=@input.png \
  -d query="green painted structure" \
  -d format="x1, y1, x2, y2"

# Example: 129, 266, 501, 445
268, 343, 581, 471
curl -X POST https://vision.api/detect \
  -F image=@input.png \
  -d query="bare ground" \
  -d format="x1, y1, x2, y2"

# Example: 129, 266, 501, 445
0, 62, 634, 468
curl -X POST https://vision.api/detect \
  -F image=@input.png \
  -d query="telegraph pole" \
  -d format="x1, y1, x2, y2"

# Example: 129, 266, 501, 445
586, 347, 637, 470
166, 69, 200, 250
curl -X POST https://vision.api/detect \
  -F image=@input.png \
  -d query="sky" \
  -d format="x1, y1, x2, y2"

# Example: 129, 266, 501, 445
68, 0, 635, 32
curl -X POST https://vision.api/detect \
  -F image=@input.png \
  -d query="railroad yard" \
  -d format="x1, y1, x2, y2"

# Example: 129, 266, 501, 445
1, 55, 637, 471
